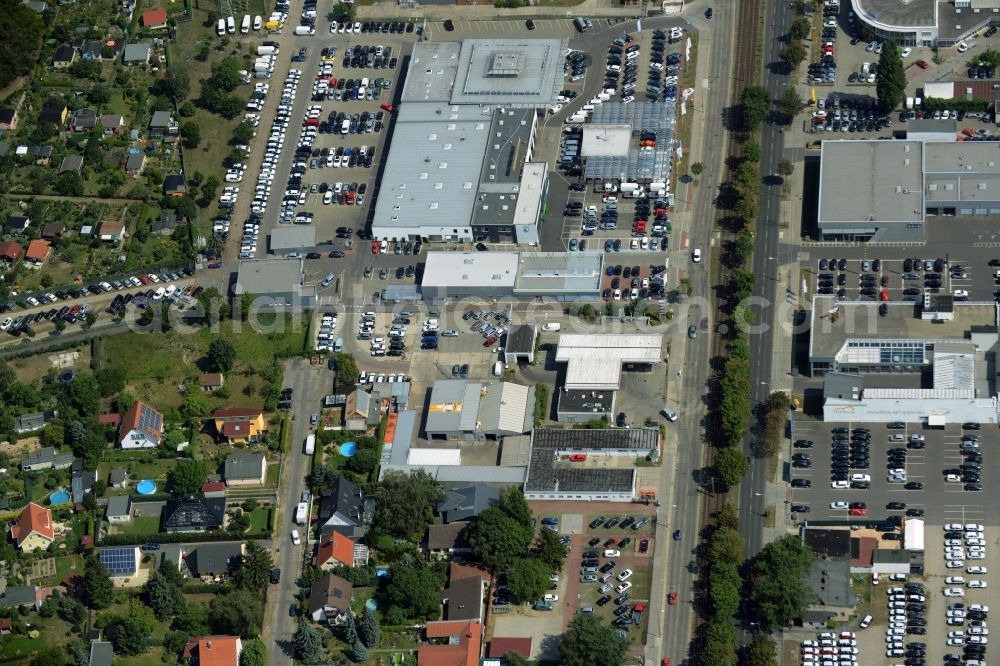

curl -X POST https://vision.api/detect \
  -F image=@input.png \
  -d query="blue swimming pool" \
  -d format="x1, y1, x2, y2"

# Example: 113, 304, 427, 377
340, 442, 357, 457
48, 490, 70, 505
136, 480, 157, 495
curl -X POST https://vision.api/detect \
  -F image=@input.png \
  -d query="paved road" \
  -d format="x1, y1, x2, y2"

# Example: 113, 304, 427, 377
262, 357, 331, 662
742, 0, 796, 561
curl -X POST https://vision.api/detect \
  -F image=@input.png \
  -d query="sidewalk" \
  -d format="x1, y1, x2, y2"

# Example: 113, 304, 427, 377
356, 0, 652, 20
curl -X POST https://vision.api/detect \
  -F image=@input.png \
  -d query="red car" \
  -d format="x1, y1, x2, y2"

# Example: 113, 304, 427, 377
605, 537, 617, 547
371, 241, 380, 254
916, 59, 929, 69
880, 289, 889, 302
483, 336, 498, 347
380, 102, 394, 112
667, 591, 677, 605
138, 275, 150, 285
849, 507, 867, 516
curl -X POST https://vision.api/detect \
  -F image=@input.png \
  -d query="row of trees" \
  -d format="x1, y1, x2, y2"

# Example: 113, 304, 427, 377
696, 503, 743, 666
749, 534, 816, 629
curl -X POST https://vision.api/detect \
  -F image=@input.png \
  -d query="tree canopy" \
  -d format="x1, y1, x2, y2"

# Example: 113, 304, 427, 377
206, 337, 237, 373
143, 560, 186, 620
741, 85, 771, 131
750, 534, 815, 629
383, 558, 444, 624
167, 459, 208, 495
372, 469, 444, 539
210, 588, 263, 637
466, 507, 532, 569
507, 557, 551, 603
234, 541, 273, 590
876, 42, 907, 111
557, 614, 628, 666
78, 554, 114, 609
294, 622, 325, 664
0, 2, 44, 90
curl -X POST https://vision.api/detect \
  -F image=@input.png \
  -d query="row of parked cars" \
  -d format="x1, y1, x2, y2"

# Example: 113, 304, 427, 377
331, 20, 413, 34
941, 524, 990, 666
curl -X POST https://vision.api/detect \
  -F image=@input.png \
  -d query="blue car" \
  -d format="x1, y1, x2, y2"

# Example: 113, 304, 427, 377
605, 239, 614, 252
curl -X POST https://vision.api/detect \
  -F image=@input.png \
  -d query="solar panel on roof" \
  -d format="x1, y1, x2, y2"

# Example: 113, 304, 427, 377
99, 547, 136, 574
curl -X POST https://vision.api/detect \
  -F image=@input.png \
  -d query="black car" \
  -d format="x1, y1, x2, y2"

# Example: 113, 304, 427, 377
790, 505, 810, 513
904, 482, 923, 490
791, 479, 811, 488
597, 595, 612, 606
589, 516, 605, 529
887, 422, 905, 429
588, 537, 601, 547
905, 508, 925, 517
443, 19, 454, 31
965, 482, 984, 491
794, 439, 814, 448
887, 502, 906, 510
963, 422, 981, 430
270, 568, 281, 584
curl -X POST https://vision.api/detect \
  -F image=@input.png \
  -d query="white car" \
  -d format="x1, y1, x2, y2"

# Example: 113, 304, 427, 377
693, 248, 702, 262
970, 627, 990, 635
947, 523, 965, 531
947, 638, 965, 646
966, 523, 984, 532
947, 576, 966, 585
969, 552, 987, 560
543, 593, 559, 602
615, 581, 632, 594
969, 635, 989, 644
946, 539, 963, 547
900, 47, 912, 57
971, 604, 990, 612
968, 567, 989, 575
616, 569, 633, 582
968, 580, 988, 589
958, 41, 969, 52
291, 529, 301, 546
945, 588, 966, 597
889, 573, 907, 581
954, 289, 969, 299
949, 631, 966, 639
831, 480, 849, 489
830, 501, 849, 509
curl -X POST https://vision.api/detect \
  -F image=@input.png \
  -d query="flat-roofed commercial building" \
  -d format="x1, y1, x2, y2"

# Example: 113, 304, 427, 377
817, 140, 1000, 242
851, 0, 995, 47
234, 258, 317, 308
555, 334, 663, 390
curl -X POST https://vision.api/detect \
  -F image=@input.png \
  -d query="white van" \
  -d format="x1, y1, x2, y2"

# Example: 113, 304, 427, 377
493, 361, 503, 377
226, 16, 236, 33
241, 14, 251, 33
541, 322, 561, 332
217, 18, 226, 35
294, 25, 315, 35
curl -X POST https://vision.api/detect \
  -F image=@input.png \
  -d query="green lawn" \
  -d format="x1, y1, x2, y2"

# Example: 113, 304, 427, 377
248, 507, 272, 533
115, 515, 162, 535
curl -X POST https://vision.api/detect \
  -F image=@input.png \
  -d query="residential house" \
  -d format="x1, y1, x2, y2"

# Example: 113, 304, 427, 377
0, 586, 44, 612
80, 40, 105, 60
222, 453, 267, 487
97, 220, 125, 244
201, 481, 226, 498
6, 215, 30, 234
314, 531, 366, 570
11, 502, 55, 552
99, 114, 124, 136
125, 153, 146, 175
437, 485, 500, 523
122, 43, 151, 65
39, 104, 68, 127
184, 542, 244, 579
163, 173, 186, 196
149, 110, 178, 139
0, 240, 22, 264
212, 407, 265, 445
105, 495, 132, 523
28, 145, 53, 164
182, 636, 243, 666
437, 574, 484, 622
98, 413, 121, 428
71, 466, 96, 504
118, 400, 164, 449
20, 447, 75, 471
141, 8, 168, 29
109, 467, 127, 488
89, 640, 113, 666
25, 240, 52, 265
199, 373, 224, 391
308, 573, 353, 625
317, 476, 374, 539
152, 211, 183, 235
161, 497, 225, 532
70, 108, 96, 132
53, 45, 76, 68
427, 521, 472, 556
0, 109, 17, 131
98, 546, 140, 577
41, 222, 65, 239
59, 155, 84, 175
417, 621, 482, 666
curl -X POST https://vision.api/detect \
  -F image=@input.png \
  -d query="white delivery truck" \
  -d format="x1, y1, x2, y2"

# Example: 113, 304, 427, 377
294, 25, 315, 35
241, 15, 251, 33
295, 501, 309, 525
304, 433, 315, 455
226, 16, 236, 33
619, 182, 641, 197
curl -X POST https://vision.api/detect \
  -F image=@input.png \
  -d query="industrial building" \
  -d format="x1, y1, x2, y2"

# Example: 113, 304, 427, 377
269, 226, 316, 254
419, 251, 604, 301
584, 103, 677, 186
817, 139, 1000, 242
423, 379, 534, 441
371, 38, 565, 244
523, 428, 660, 502
557, 388, 616, 424
809, 295, 1000, 424
233, 258, 317, 309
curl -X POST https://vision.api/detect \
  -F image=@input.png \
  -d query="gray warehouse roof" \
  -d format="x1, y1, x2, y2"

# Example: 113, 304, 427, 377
234, 258, 317, 302
818, 140, 924, 226
371, 112, 491, 233
472, 109, 538, 228
450, 38, 565, 108
401, 42, 462, 103
924, 141, 1000, 204
514, 251, 604, 296
422, 252, 519, 291
524, 428, 659, 494
270, 225, 316, 251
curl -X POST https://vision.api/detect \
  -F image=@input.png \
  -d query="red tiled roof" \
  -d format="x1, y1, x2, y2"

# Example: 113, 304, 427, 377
142, 8, 168, 26
97, 413, 120, 426
200, 372, 224, 386
118, 400, 163, 444
11, 502, 54, 546
221, 421, 249, 438
25, 240, 50, 261
488, 636, 532, 659
213, 407, 263, 419
419, 621, 481, 666
0, 240, 22, 261
316, 532, 355, 567
183, 636, 241, 666
201, 481, 226, 493
450, 562, 492, 585
0, 618, 12, 629
852, 536, 876, 567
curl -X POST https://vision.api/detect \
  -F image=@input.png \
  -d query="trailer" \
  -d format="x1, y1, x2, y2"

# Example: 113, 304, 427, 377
295, 502, 309, 525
